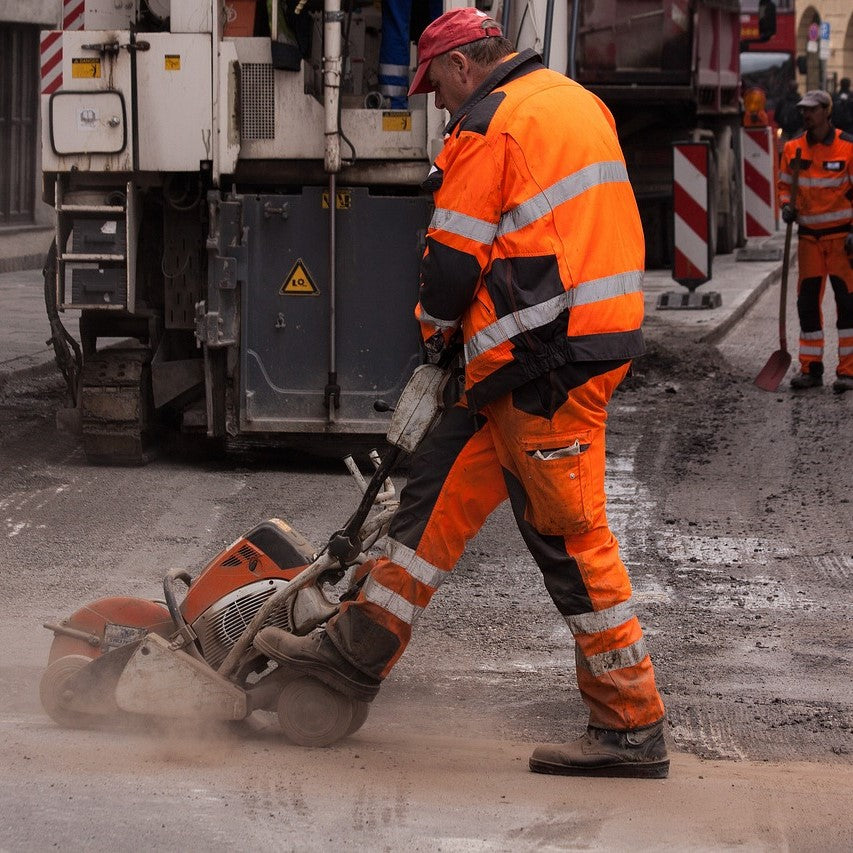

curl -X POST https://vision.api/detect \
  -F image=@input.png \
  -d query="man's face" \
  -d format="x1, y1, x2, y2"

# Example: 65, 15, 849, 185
799, 104, 829, 132
429, 51, 472, 115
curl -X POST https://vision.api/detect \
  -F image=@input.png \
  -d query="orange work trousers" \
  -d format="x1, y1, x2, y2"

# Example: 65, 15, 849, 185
796, 233, 853, 378
327, 362, 666, 731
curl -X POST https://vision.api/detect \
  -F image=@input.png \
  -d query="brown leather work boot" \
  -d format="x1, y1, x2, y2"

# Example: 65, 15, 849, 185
529, 721, 669, 778
254, 627, 380, 703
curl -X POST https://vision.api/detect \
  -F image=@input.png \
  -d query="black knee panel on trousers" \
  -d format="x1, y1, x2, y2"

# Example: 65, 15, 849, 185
797, 277, 824, 331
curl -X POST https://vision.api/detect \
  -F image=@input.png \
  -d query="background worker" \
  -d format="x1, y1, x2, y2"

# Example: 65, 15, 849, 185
256, 7, 669, 778
778, 89, 853, 393
832, 78, 853, 134
378, 0, 442, 108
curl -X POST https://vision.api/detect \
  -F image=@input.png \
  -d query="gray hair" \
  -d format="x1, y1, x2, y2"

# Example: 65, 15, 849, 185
455, 36, 514, 66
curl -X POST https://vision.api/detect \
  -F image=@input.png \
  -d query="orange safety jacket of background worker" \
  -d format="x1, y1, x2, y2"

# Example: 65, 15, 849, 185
778, 127, 853, 236
415, 49, 645, 409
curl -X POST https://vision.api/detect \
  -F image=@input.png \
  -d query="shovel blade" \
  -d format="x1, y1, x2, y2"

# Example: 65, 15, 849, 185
754, 349, 792, 391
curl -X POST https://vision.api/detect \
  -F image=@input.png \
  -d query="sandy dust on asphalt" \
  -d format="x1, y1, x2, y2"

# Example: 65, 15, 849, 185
0, 284, 851, 849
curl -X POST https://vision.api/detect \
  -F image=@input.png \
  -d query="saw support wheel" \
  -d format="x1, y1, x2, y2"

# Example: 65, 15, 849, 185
39, 655, 99, 729
277, 675, 354, 747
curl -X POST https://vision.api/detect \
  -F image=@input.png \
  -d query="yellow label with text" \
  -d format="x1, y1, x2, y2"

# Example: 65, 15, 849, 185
72, 57, 101, 79
165, 55, 181, 71
382, 111, 412, 132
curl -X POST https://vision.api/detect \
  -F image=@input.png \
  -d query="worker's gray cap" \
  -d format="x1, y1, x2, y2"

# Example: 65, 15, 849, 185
797, 90, 831, 108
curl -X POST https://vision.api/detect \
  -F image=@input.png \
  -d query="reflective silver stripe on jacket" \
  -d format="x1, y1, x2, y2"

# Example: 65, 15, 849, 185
798, 207, 853, 225
801, 330, 823, 340
379, 83, 408, 96
799, 344, 823, 356
577, 637, 649, 677
387, 538, 448, 589
362, 576, 422, 625
497, 161, 631, 237
430, 208, 498, 245
379, 63, 409, 77
782, 174, 852, 188
464, 269, 643, 361
564, 598, 636, 636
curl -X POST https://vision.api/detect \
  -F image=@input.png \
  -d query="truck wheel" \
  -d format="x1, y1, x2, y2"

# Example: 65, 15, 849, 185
277, 676, 354, 747
39, 655, 100, 729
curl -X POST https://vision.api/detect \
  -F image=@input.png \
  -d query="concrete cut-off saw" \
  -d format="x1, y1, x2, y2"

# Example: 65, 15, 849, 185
40, 360, 454, 747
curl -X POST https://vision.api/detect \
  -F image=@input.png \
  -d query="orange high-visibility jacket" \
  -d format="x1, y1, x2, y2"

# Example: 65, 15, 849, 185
416, 50, 645, 410
778, 128, 853, 236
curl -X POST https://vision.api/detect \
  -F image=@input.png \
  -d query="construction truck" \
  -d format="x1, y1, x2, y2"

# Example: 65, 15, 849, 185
558, 0, 756, 266
41, 0, 753, 465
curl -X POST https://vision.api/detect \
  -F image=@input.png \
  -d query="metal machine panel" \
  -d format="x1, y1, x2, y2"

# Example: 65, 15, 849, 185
239, 188, 431, 433
41, 30, 134, 172
84, 0, 139, 30
229, 38, 431, 162
171, 0, 212, 33
136, 32, 213, 170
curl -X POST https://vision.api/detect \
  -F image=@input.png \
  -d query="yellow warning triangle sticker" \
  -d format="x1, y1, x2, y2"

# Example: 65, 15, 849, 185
280, 258, 319, 295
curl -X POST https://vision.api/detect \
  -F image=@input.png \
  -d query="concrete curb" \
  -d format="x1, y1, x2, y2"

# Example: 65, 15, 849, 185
700, 261, 782, 345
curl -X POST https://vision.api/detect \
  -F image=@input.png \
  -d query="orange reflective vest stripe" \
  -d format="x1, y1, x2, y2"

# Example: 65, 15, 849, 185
415, 50, 645, 410
778, 128, 853, 234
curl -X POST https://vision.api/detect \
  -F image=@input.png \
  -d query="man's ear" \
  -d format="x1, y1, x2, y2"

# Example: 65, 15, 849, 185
447, 50, 468, 77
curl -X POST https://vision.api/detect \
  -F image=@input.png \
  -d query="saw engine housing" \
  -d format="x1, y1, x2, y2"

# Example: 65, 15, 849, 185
180, 518, 318, 667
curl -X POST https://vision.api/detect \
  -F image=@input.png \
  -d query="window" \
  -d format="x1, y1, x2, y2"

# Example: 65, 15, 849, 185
0, 24, 39, 225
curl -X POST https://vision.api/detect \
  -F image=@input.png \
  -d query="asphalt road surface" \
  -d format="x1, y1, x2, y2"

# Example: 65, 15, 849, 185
0, 275, 851, 851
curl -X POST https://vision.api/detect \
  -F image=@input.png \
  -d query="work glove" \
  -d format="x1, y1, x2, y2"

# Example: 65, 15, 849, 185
845, 232, 853, 256
781, 204, 798, 224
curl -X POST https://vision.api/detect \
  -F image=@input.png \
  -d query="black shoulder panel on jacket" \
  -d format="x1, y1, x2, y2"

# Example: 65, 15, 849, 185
459, 92, 506, 136
840, 130, 853, 143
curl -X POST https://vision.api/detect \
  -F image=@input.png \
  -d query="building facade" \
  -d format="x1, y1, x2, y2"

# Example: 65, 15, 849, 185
796, 2, 853, 92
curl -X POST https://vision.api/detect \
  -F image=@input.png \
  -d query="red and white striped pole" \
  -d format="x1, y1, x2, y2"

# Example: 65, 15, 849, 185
741, 127, 776, 237
672, 141, 712, 288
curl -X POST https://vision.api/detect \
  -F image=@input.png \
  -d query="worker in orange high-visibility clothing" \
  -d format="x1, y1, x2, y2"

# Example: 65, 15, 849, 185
778, 89, 853, 393
255, 7, 668, 777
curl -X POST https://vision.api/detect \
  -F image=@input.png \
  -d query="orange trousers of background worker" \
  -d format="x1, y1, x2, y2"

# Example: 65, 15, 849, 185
326, 363, 666, 732
795, 233, 853, 378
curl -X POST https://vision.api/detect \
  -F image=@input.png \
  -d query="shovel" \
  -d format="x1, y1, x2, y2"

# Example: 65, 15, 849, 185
754, 147, 801, 391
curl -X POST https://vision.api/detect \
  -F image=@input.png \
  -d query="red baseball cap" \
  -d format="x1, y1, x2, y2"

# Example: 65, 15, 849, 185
408, 7, 503, 97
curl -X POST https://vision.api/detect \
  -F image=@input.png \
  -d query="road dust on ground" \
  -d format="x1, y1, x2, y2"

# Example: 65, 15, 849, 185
0, 280, 851, 850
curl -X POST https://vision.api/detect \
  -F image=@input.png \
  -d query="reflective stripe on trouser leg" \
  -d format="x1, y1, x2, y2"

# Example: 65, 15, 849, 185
489, 364, 665, 730
796, 237, 829, 372
327, 402, 508, 678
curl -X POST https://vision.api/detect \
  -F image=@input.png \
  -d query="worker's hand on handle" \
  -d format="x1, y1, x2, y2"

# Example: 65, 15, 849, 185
781, 204, 798, 225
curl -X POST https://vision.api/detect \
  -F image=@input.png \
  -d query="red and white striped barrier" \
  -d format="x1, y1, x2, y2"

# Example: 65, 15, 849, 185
40, 31, 63, 95
41, 2, 85, 96
672, 142, 712, 288
741, 127, 776, 237
63, 0, 85, 31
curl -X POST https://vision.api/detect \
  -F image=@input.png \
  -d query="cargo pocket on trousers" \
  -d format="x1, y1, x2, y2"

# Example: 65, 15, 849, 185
518, 434, 594, 535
